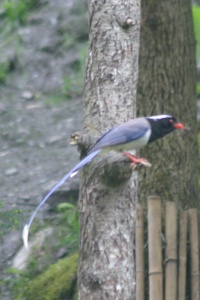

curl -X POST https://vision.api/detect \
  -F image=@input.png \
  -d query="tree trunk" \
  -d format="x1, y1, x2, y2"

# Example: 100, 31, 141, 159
137, 0, 198, 208
78, 1, 140, 299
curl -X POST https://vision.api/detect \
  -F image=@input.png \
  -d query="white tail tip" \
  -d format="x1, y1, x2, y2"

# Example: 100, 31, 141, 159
70, 171, 78, 178
22, 224, 29, 249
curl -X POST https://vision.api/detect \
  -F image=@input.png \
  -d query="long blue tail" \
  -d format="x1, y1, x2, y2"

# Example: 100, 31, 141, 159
22, 149, 101, 248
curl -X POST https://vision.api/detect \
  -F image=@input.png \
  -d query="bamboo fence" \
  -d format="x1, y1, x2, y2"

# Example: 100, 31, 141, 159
135, 196, 200, 300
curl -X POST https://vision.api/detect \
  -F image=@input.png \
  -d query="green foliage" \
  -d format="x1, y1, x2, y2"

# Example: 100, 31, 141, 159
45, 43, 88, 104
70, 2, 87, 16
198, 132, 200, 187
57, 202, 79, 253
44, 93, 67, 107
0, 23, 22, 75
62, 34, 74, 49
0, 202, 22, 237
61, 43, 87, 99
197, 83, 200, 95
58, 10, 88, 43
1, 0, 37, 25
2, 268, 30, 299
0, 202, 79, 299
192, 5, 200, 62
14, 253, 78, 300
0, 61, 9, 83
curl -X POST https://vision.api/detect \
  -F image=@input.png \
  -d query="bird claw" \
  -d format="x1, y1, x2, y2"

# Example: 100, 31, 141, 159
130, 159, 152, 170
137, 159, 152, 168
123, 152, 152, 168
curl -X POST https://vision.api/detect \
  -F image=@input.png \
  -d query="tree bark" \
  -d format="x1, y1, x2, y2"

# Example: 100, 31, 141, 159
137, 0, 198, 208
78, 1, 140, 299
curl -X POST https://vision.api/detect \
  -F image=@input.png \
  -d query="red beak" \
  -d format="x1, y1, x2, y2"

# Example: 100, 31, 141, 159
174, 122, 185, 129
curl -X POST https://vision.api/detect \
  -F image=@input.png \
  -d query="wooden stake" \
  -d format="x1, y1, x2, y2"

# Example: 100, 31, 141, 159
148, 196, 163, 300
136, 203, 144, 300
188, 209, 200, 300
165, 202, 177, 300
178, 210, 188, 300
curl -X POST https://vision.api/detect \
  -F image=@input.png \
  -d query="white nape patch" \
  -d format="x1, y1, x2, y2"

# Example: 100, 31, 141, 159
147, 114, 172, 120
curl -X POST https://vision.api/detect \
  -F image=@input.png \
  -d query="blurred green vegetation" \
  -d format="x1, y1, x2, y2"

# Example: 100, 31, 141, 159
1, 202, 79, 299
61, 44, 87, 99
192, 5, 200, 63
5, 253, 78, 300
1, 0, 38, 25
0, 202, 22, 237
0, 0, 35, 84
23, 252, 78, 300
0, 62, 9, 83
56, 202, 79, 253
193, 5, 200, 98
0, 0, 88, 95
197, 83, 200, 95
44, 42, 87, 105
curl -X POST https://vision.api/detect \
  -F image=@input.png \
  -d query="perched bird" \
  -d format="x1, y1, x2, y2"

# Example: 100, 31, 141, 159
23, 114, 184, 248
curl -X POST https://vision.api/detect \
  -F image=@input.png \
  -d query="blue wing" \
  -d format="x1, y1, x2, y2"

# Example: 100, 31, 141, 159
90, 118, 149, 151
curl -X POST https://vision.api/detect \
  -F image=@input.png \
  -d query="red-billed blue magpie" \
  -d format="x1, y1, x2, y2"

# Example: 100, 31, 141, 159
23, 114, 184, 248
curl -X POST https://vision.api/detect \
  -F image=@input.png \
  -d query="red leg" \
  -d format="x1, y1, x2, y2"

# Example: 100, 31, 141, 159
123, 152, 151, 167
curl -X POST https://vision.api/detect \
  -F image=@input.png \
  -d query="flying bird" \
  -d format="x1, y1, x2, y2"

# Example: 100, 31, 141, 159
22, 114, 184, 248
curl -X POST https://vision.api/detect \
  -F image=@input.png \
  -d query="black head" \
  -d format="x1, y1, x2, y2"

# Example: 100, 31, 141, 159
146, 115, 184, 143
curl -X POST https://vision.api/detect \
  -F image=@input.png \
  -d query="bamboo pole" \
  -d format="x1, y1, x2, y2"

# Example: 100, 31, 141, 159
188, 209, 200, 300
136, 203, 144, 300
148, 196, 163, 300
165, 202, 177, 300
198, 212, 200, 282
178, 210, 188, 300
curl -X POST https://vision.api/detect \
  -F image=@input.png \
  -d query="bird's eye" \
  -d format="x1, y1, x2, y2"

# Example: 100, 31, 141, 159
169, 119, 174, 124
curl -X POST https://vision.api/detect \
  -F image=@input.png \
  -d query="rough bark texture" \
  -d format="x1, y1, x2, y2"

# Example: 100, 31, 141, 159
84, 0, 140, 132
137, 0, 198, 208
78, 0, 140, 299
